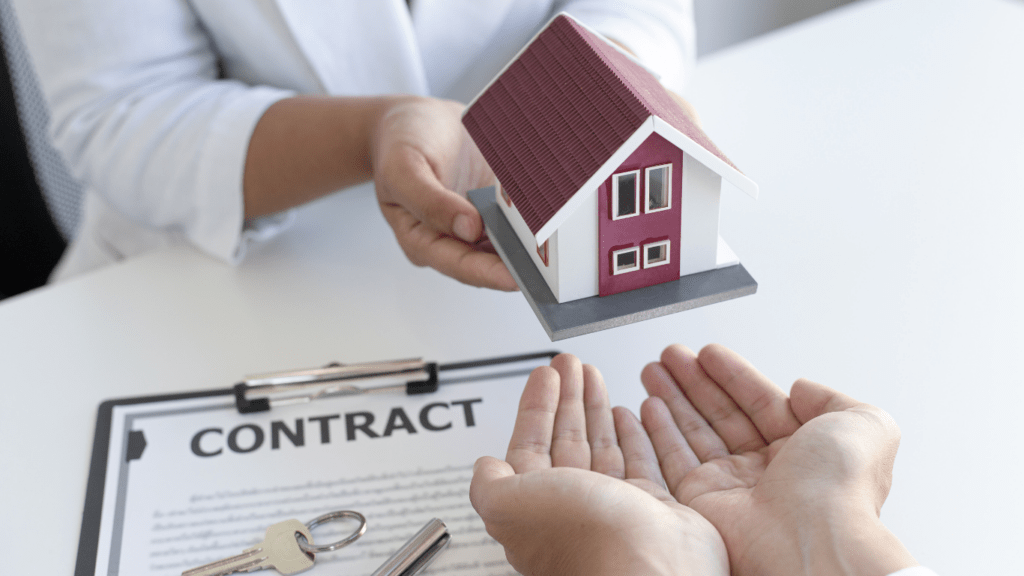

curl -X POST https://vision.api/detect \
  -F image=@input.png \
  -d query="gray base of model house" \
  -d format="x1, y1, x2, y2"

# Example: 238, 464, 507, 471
469, 187, 758, 341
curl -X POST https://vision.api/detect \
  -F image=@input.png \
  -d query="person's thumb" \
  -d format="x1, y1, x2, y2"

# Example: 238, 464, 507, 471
378, 149, 483, 243
789, 379, 899, 448
789, 378, 901, 509
789, 378, 862, 424
469, 456, 517, 520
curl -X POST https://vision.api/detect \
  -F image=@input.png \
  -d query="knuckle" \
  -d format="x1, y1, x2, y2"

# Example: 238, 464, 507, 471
421, 203, 452, 231
551, 429, 588, 444
588, 435, 617, 452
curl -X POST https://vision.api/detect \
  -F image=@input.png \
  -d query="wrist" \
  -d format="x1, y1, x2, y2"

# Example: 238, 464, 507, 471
586, 520, 728, 576
797, 505, 917, 576
366, 94, 424, 171
244, 94, 407, 218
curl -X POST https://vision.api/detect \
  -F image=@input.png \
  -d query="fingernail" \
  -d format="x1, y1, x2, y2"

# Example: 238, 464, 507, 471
454, 214, 475, 242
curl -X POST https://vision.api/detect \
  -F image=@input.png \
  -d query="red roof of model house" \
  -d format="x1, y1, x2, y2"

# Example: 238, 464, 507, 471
463, 13, 758, 243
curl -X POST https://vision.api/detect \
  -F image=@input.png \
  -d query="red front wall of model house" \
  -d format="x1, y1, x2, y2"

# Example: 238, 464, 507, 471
598, 133, 682, 296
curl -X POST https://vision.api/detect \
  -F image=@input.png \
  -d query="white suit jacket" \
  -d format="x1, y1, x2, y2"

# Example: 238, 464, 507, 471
11, 0, 695, 281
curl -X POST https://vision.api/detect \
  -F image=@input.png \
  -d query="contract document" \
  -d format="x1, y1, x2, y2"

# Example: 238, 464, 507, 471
77, 357, 547, 576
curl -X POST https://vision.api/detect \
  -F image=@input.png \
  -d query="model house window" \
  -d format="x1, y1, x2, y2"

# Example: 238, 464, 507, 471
612, 170, 640, 219
537, 239, 549, 266
644, 240, 671, 268
612, 246, 640, 274
646, 164, 671, 212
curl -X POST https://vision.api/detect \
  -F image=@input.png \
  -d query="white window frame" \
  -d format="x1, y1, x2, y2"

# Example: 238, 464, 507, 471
645, 163, 672, 213
643, 240, 671, 268
612, 246, 641, 275
611, 170, 641, 220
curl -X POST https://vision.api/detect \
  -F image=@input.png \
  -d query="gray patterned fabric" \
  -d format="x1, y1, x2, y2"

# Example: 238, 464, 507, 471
1, 0, 83, 240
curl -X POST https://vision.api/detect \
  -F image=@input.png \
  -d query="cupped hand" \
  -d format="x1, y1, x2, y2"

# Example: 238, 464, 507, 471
370, 96, 516, 291
640, 344, 917, 576
470, 354, 728, 576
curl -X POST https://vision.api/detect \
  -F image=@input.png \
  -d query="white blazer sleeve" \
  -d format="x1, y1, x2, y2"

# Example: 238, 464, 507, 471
11, 0, 294, 263
556, 0, 696, 94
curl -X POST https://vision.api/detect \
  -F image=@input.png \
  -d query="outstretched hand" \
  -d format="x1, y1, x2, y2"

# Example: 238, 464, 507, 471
370, 96, 516, 291
470, 354, 728, 576
639, 344, 918, 576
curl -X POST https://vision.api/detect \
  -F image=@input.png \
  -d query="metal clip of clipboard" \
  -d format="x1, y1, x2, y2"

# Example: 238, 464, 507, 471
233, 358, 439, 413
232, 351, 561, 414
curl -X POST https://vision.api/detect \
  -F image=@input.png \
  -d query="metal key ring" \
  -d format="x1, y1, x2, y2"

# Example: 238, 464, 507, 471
295, 510, 367, 553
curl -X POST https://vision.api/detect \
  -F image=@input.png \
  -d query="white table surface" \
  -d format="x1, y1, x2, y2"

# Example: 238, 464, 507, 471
3, 0, 1022, 573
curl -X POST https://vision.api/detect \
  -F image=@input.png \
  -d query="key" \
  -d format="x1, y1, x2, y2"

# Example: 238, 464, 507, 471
182, 519, 316, 576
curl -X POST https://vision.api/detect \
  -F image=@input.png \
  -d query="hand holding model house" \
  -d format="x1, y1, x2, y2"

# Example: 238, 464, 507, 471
370, 96, 518, 292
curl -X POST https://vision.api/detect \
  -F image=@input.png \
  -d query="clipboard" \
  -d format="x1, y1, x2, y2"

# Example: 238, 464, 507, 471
76, 351, 557, 576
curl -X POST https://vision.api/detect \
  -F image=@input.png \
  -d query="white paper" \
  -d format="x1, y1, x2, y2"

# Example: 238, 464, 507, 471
91, 364, 536, 576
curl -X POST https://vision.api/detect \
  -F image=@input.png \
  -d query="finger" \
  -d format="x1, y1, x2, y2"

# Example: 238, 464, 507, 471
788, 377, 864, 424
660, 344, 767, 454
506, 366, 559, 473
474, 236, 499, 254
696, 343, 801, 443
582, 364, 624, 479
640, 397, 702, 494
640, 361, 729, 462
667, 90, 703, 128
380, 204, 517, 291
469, 456, 517, 521
549, 354, 591, 469
377, 145, 483, 242
612, 406, 667, 490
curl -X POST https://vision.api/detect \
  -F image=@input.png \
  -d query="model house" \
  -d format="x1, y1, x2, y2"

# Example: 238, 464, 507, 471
463, 13, 758, 303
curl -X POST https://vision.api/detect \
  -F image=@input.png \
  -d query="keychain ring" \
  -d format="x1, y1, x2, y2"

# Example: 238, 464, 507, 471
296, 510, 367, 553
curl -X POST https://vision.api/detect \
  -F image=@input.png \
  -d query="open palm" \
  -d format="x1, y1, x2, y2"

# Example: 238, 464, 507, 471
470, 354, 728, 576
639, 344, 905, 576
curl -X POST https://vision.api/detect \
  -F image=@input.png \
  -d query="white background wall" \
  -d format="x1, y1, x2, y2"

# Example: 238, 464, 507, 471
695, 0, 860, 56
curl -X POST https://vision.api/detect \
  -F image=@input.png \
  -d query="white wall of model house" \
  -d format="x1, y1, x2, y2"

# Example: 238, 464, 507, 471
679, 153, 725, 276
555, 189, 599, 302
497, 181, 602, 304
498, 185, 560, 300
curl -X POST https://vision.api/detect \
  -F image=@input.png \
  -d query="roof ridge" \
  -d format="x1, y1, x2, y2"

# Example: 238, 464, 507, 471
561, 15, 743, 176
